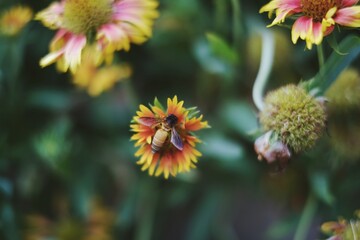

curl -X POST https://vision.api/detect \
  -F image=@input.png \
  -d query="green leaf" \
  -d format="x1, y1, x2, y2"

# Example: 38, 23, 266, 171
309, 172, 335, 206
200, 133, 244, 163
153, 97, 165, 111
307, 35, 360, 95
327, 34, 347, 56
33, 118, 72, 167
221, 100, 258, 139
187, 106, 200, 119
206, 32, 238, 64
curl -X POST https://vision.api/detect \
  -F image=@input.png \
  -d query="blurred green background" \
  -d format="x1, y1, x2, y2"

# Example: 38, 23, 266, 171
1, 0, 360, 239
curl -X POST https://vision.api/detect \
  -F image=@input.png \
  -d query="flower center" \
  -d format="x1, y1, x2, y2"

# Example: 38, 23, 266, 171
301, 0, 340, 22
63, 0, 112, 34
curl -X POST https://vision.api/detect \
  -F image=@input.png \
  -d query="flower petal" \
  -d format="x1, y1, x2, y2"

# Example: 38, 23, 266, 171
260, 0, 302, 26
39, 50, 64, 68
291, 16, 312, 44
63, 34, 87, 73
311, 21, 323, 45
334, 6, 360, 27
35, 1, 64, 29
340, 0, 359, 7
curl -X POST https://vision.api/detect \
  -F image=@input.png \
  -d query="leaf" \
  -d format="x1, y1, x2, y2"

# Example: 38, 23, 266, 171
221, 100, 258, 139
153, 97, 165, 111
193, 38, 232, 76
307, 35, 360, 95
309, 172, 335, 206
33, 118, 72, 168
206, 32, 238, 64
327, 34, 348, 56
187, 106, 200, 119
200, 133, 244, 163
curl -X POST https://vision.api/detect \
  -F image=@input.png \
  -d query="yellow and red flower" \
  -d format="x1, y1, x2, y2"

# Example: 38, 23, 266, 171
130, 96, 209, 179
321, 211, 360, 240
36, 0, 159, 73
71, 45, 131, 96
0, 5, 33, 36
260, 0, 360, 49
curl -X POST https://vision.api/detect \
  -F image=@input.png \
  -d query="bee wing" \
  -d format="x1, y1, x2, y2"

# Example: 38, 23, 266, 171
137, 117, 160, 127
171, 128, 184, 151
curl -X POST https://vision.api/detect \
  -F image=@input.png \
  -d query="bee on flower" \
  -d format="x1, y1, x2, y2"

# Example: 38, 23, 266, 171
260, 0, 360, 49
35, 0, 159, 73
130, 96, 210, 179
0, 5, 33, 37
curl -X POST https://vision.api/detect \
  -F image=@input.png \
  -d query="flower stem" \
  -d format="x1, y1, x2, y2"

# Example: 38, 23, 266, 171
293, 193, 318, 240
317, 44, 325, 69
135, 180, 158, 240
214, 0, 227, 33
252, 29, 275, 111
230, 0, 242, 49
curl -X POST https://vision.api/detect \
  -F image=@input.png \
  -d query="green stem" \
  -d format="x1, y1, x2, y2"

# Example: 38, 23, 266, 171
317, 44, 325, 69
230, 0, 242, 50
214, 0, 227, 33
294, 193, 318, 240
135, 180, 158, 240
9, 40, 22, 104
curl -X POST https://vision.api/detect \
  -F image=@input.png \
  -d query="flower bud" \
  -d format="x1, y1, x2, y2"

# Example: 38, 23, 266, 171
254, 131, 291, 164
259, 84, 326, 153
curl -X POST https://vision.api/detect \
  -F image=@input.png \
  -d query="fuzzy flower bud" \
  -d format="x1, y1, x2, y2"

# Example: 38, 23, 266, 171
259, 84, 326, 153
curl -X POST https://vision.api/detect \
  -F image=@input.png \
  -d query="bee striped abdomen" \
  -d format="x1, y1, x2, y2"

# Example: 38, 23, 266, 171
151, 129, 169, 153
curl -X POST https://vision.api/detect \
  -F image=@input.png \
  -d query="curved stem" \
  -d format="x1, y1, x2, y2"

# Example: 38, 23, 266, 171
317, 44, 325, 69
252, 29, 275, 111
294, 193, 318, 240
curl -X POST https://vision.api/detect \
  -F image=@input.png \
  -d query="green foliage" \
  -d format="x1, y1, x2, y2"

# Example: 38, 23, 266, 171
206, 32, 238, 64
0, 0, 360, 240
310, 172, 335, 206
306, 35, 360, 95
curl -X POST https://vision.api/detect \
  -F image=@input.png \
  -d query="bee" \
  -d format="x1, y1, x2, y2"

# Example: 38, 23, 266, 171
138, 114, 184, 153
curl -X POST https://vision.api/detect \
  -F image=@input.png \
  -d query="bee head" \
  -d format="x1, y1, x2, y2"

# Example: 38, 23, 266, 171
166, 114, 178, 127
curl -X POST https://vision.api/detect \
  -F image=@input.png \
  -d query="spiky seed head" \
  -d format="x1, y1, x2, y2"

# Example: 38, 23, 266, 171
259, 84, 326, 153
